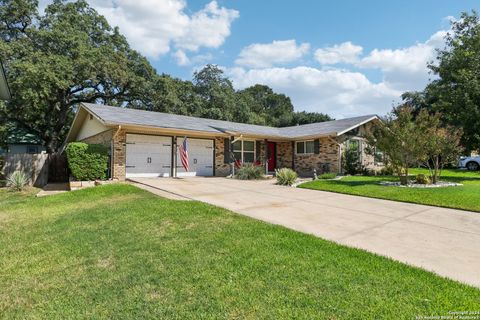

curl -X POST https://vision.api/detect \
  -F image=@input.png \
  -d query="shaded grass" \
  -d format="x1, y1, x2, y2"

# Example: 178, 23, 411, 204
0, 183, 479, 319
300, 169, 480, 212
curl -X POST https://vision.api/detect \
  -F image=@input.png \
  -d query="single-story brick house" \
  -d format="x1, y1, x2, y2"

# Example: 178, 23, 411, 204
64, 103, 383, 180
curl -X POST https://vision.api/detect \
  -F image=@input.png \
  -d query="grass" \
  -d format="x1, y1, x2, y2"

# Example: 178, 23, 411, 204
300, 168, 480, 212
0, 184, 479, 318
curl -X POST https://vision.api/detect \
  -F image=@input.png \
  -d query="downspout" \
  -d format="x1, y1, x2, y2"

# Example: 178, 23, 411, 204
111, 125, 122, 179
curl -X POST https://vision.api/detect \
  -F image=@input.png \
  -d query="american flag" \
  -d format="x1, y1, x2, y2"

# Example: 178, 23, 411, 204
179, 137, 189, 171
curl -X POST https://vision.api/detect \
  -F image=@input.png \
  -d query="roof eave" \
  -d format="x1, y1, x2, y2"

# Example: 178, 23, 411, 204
336, 115, 379, 136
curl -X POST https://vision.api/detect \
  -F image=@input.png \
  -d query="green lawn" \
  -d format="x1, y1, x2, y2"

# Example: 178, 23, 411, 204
300, 168, 480, 212
1, 184, 479, 318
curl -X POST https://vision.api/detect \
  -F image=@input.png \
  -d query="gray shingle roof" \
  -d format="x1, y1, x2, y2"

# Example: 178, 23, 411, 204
82, 103, 377, 139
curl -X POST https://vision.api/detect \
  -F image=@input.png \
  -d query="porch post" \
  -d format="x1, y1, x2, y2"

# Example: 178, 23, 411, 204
264, 139, 268, 174
172, 136, 177, 178
230, 136, 234, 176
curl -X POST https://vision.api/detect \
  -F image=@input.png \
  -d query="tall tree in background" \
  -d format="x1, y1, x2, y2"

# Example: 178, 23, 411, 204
238, 84, 332, 127
0, 0, 156, 152
193, 64, 236, 121
404, 11, 480, 153
0, 1, 333, 152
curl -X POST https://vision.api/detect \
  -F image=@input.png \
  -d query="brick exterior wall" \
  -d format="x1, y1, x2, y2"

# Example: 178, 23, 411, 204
112, 129, 127, 180
292, 137, 340, 177
276, 142, 293, 169
214, 137, 231, 177
339, 122, 384, 173
84, 122, 381, 181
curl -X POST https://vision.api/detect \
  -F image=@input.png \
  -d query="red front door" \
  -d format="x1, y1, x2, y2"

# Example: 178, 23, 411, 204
267, 142, 276, 171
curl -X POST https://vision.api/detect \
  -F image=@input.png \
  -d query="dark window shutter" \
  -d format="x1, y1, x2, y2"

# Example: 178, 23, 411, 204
256, 141, 261, 160
224, 138, 230, 163
314, 139, 320, 154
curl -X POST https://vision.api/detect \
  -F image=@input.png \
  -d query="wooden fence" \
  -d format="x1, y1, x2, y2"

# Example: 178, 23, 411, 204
2, 153, 68, 187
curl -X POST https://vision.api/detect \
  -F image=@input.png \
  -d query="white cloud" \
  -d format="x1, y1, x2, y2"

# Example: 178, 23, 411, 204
175, 1, 239, 51
314, 42, 363, 64
226, 29, 449, 118
58, 0, 239, 59
228, 66, 401, 118
357, 30, 447, 90
235, 40, 310, 68
173, 50, 190, 66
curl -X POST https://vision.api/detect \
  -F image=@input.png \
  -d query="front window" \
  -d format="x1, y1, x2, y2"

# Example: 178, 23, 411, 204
233, 140, 255, 163
296, 140, 314, 155
374, 147, 384, 164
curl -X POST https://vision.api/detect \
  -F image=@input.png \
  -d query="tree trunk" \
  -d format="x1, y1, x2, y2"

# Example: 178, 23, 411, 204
432, 156, 439, 184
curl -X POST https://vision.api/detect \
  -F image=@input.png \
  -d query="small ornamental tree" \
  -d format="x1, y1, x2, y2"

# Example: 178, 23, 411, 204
365, 106, 421, 185
415, 110, 463, 184
65, 142, 109, 181
342, 145, 363, 175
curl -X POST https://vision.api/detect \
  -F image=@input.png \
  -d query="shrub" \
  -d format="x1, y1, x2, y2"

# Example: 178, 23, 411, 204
6, 171, 28, 191
415, 173, 431, 185
317, 172, 337, 180
379, 165, 395, 176
235, 163, 264, 180
66, 142, 109, 181
342, 145, 364, 175
276, 168, 297, 186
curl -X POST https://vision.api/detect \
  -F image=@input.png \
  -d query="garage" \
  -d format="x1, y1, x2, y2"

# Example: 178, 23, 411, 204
126, 134, 172, 178
176, 138, 214, 177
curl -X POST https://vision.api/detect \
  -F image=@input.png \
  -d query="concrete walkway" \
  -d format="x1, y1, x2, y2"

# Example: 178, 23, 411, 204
130, 177, 480, 288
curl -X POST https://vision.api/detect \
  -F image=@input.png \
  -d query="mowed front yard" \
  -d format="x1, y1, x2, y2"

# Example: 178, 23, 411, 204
300, 168, 480, 212
1, 184, 479, 318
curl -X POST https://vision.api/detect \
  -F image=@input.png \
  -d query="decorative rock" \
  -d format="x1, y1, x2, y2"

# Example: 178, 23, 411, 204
379, 181, 462, 188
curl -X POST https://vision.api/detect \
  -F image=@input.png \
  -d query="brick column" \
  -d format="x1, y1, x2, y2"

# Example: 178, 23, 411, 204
112, 129, 126, 180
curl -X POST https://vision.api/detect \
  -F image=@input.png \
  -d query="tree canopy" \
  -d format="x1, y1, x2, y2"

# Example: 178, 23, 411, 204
0, 0, 156, 152
366, 106, 462, 185
403, 11, 480, 153
0, 0, 331, 152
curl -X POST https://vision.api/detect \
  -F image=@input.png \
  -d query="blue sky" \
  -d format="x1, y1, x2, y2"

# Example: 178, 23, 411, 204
161, 0, 474, 79
41, 0, 480, 118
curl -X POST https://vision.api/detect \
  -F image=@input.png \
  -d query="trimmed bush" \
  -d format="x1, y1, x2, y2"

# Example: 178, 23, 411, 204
415, 173, 431, 185
6, 171, 28, 191
318, 172, 337, 180
342, 145, 364, 175
235, 163, 264, 180
66, 142, 109, 181
276, 168, 297, 186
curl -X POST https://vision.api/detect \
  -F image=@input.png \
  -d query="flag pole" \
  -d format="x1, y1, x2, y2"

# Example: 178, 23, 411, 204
173, 136, 177, 178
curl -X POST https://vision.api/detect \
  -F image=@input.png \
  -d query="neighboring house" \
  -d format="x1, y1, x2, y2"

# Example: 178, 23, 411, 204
5, 127, 46, 154
0, 60, 11, 100
65, 103, 382, 180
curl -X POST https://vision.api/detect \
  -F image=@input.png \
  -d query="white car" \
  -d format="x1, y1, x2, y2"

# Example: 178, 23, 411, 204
459, 156, 480, 171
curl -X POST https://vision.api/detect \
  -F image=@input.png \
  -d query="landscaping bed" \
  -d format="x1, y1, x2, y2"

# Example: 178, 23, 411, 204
0, 183, 479, 318
299, 168, 480, 212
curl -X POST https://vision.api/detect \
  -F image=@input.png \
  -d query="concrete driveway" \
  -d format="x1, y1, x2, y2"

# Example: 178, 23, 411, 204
130, 177, 480, 288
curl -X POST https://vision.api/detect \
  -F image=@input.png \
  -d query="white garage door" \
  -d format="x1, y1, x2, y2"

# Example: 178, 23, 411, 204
176, 138, 214, 177
126, 134, 172, 178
